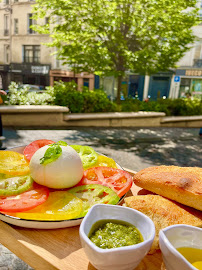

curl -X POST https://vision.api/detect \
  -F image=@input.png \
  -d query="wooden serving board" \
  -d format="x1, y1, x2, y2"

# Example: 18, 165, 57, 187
0, 170, 165, 270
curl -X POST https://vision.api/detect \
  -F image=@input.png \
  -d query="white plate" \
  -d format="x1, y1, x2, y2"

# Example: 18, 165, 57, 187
0, 146, 125, 229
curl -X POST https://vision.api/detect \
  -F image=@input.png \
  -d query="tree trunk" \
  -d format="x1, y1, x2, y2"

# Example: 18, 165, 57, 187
117, 75, 122, 104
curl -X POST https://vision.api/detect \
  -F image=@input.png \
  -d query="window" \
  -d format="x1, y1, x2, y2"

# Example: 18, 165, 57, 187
56, 58, 60, 68
4, 45, 9, 64
179, 78, 191, 98
4, 0, 9, 4
45, 17, 49, 25
27, 13, 36, 34
199, 8, 202, 19
199, 0, 202, 22
14, 0, 18, 2
23, 45, 40, 63
194, 43, 202, 59
4, 15, 9, 36
14, 18, 18, 34
44, 17, 50, 31
83, 78, 89, 88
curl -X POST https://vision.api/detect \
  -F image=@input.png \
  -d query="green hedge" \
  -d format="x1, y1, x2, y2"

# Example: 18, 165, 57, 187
120, 98, 202, 116
46, 81, 117, 113
5, 81, 202, 116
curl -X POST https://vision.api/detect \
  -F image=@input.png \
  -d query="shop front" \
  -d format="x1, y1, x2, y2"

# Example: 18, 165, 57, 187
10, 63, 51, 88
148, 72, 173, 100
50, 70, 94, 91
0, 64, 10, 90
100, 74, 145, 101
128, 75, 144, 100
176, 69, 202, 98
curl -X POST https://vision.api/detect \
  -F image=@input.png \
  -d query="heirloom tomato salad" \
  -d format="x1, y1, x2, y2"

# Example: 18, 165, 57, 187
0, 140, 133, 221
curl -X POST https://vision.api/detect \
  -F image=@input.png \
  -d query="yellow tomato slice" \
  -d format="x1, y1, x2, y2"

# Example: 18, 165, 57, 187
93, 155, 117, 168
15, 191, 83, 220
0, 151, 30, 176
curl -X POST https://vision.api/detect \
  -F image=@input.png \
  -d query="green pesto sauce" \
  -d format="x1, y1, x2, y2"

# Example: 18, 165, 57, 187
88, 220, 143, 249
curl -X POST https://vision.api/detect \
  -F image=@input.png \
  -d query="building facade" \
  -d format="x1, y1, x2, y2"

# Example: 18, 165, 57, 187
0, 0, 94, 90
169, 24, 202, 99
146, 1, 202, 100
0, 1, 201, 98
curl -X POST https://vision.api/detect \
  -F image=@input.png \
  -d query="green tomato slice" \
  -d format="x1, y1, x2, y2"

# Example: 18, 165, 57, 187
70, 145, 98, 169
0, 173, 13, 180
68, 184, 120, 217
0, 175, 33, 196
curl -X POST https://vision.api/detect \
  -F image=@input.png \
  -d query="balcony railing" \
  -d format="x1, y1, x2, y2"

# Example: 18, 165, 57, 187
4, 29, 9, 36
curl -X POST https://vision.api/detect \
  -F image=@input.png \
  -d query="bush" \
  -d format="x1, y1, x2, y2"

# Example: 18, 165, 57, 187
119, 97, 202, 116
48, 81, 117, 113
46, 81, 83, 112
145, 98, 202, 116
7, 82, 54, 105
5, 81, 202, 116
120, 98, 141, 112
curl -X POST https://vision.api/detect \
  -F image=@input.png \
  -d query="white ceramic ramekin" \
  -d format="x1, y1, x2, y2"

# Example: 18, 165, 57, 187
79, 204, 155, 270
159, 224, 202, 270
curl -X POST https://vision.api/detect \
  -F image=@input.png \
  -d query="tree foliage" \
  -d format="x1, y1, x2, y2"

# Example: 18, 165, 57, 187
33, 0, 199, 102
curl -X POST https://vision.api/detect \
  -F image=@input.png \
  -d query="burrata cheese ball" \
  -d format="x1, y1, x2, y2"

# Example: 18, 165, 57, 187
29, 145, 84, 189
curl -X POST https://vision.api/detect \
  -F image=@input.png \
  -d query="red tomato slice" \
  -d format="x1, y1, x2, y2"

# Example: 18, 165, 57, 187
0, 183, 49, 212
77, 167, 133, 198
23, 139, 55, 161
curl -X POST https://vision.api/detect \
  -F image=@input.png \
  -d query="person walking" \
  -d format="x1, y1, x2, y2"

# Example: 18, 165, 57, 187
0, 90, 7, 141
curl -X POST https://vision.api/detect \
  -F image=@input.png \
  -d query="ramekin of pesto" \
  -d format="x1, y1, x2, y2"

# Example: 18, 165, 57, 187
88, 219, 143, 249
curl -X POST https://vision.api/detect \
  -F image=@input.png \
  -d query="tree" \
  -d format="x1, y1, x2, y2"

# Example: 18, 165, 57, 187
33, 0, 198, 103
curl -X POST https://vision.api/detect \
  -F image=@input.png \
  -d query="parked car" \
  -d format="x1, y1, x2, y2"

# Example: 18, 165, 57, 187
6, 84, 45, 94
19, 84, 45, 93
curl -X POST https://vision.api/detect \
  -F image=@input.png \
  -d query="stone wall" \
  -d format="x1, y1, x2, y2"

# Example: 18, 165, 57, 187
1, 105, 202, 128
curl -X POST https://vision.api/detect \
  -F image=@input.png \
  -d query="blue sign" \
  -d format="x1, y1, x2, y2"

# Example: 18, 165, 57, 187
174, 76, 180, 82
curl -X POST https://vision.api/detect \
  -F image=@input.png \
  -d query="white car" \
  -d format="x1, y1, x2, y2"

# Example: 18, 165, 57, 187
19, 84, 45, 93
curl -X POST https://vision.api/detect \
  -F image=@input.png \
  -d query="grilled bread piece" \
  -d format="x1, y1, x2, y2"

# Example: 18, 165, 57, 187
124, 195, 202, 254
133, 166, 202, 211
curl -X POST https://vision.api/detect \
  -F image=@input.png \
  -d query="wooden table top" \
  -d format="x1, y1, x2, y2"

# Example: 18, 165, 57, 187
0, 168, 165, 270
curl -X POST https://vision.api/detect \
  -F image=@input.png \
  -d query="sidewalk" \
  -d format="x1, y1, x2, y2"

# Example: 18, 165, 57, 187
0, 127, 201, 269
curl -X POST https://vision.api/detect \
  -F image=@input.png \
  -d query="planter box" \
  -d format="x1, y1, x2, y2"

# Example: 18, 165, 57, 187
161, 116, 202, 128
1, 105, 201, 128
64, 112, 165, 127
1, 105, 69, 127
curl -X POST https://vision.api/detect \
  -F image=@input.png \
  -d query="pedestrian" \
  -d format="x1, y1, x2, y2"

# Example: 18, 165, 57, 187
0, 90, 7, 140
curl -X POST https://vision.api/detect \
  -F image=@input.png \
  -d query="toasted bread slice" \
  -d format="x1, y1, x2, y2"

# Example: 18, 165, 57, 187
124, 195, 202, 254
133, 166, 202, 211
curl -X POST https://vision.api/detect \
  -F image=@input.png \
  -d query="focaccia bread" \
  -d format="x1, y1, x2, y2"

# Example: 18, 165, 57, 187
124, 195, 202, 254
133, 165, 202, 211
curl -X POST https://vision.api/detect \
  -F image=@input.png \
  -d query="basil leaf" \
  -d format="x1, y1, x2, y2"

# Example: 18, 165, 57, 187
39, 141, 68, 165
56, 141, 68, 146
40, 144, 62, 165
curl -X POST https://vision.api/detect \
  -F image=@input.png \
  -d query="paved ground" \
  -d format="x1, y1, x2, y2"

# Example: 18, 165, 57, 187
0, 127, 201, 269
